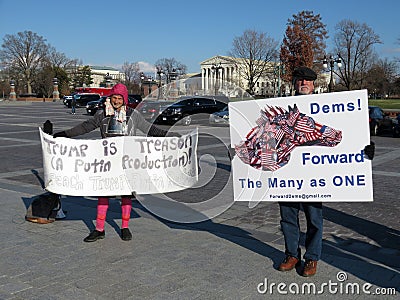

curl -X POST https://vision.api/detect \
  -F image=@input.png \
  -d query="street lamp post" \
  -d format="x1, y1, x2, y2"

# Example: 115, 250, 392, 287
148, 77, 153, 97
9, 80, 16, 101
168, 68, 179, 83
274, 64, 285, 97
52, 78, 60, 102
140, 72, 145, 97
140, 72, 153, 98
211, 62, 222, 95
156, 67, 164, 99
168, 68, 180, 98
147, 76, 153, 95
323, 54, 342, 93
105, 73, 112, 88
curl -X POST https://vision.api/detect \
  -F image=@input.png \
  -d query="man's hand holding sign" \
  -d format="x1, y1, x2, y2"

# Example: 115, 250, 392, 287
229, 90, 373, 202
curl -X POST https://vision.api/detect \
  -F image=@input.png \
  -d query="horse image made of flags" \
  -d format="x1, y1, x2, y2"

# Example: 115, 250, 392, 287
235, 104, 342, 171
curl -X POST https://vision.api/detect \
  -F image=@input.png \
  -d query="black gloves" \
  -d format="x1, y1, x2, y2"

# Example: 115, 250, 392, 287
364, 142, 375, 160
53, 131, 68, 138
43, 120, 53, 135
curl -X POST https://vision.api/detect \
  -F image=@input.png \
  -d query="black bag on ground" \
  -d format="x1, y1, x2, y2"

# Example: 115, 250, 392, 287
25, 193, 61, 224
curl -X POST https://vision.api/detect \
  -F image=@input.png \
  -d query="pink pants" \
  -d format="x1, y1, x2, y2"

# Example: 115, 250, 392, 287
95, 197, 132, 231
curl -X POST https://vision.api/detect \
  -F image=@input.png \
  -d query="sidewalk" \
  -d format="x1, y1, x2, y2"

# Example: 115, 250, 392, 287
0, 183, 398, 299
0, 100, 34, 105
0, 101, 398, 299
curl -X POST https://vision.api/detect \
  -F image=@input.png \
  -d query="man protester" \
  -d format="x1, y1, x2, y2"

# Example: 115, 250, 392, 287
277, 66, 375, 277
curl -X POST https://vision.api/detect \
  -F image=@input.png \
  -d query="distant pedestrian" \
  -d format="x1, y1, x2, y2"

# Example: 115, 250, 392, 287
71, 96, 76, 114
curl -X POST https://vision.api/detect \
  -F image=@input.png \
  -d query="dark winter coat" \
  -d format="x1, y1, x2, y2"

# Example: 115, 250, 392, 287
63, 107, 168, 138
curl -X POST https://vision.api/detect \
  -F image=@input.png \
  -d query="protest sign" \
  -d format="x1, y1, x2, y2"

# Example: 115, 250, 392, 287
229, 90, 373, 202
40, 129, 198, 196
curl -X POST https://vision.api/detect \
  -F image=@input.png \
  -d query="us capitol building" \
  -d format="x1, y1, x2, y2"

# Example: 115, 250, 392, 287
200, 55, 329, 97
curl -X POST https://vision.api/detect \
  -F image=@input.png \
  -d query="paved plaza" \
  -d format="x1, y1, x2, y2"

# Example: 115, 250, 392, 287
0, 101, 399, 299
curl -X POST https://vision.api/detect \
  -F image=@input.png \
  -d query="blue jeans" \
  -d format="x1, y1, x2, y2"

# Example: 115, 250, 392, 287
279, 202, 323, 261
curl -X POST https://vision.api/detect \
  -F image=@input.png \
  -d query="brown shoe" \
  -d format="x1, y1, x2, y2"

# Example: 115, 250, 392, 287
278, 256, 300, 271
302, 260, 317, 277
25, 216, 54, 224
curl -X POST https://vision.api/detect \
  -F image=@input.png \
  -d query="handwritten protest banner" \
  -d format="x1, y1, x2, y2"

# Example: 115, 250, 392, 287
229, 90, 373, 202
40, 129, 198, 196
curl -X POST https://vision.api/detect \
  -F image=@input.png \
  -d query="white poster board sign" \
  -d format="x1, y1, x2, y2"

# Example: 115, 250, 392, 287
40, 129, 198, 196
229, 90, 373, 202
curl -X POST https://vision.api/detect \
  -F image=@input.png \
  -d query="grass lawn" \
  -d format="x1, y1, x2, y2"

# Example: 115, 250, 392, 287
230, 96, 400, 110
368, 99, 400, 110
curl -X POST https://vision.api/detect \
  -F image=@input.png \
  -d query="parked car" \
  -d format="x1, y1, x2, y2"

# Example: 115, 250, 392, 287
62, 95, 73, 106
155, 96, 229, 125
393, 114, 400, 138
368, 106, 394, 136
86, 96, 107, 115
137, 100, 164, 122
64, 93, 101, 108
127, 94, 143, 109
209, 106, 229, 125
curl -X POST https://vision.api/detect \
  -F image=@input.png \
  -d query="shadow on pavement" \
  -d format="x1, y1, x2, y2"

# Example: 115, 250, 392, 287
321, 206, 400, 291
324, 206, 400, 258
134, 198, 400, 290
132, 200, 285, 271
322, 240, 400, 292
21, 194, 141, 238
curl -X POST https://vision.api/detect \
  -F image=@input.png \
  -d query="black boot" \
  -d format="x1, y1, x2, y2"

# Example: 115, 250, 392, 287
121, 228, 132, 241
84, 230, 105, 242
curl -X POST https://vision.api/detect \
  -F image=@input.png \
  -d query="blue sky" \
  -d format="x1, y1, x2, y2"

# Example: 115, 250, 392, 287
0, 0, 399, 73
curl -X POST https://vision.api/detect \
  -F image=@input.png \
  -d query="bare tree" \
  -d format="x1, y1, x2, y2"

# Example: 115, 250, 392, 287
0, 68, 10, 98
155, 58, 187, 76
43, 47, 78, 95
0, 31, 49, 94
288, 11, 328, 62
122, 61, 140, 83
47, 46, 76, 69
229, 29, 278, 95
280, 25, 314, 84
364, 58, 398, 97
122, 61, 140, 94
333, 20, 382, 90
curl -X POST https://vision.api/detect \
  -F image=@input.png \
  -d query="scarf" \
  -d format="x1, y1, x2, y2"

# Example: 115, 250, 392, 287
104, 98, 126, 122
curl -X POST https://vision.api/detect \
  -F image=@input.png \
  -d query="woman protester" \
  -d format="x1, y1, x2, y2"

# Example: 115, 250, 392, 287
54, 83, 175, 242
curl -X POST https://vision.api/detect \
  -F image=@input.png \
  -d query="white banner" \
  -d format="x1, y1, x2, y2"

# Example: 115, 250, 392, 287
40, 129, 198, 196
229, 90, 373, 202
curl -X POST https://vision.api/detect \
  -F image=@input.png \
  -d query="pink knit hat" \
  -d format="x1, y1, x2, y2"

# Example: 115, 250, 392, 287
107, 83, 128, 105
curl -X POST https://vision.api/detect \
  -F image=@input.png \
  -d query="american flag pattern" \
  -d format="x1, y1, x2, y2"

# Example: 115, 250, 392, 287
235, 104, 342, 171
